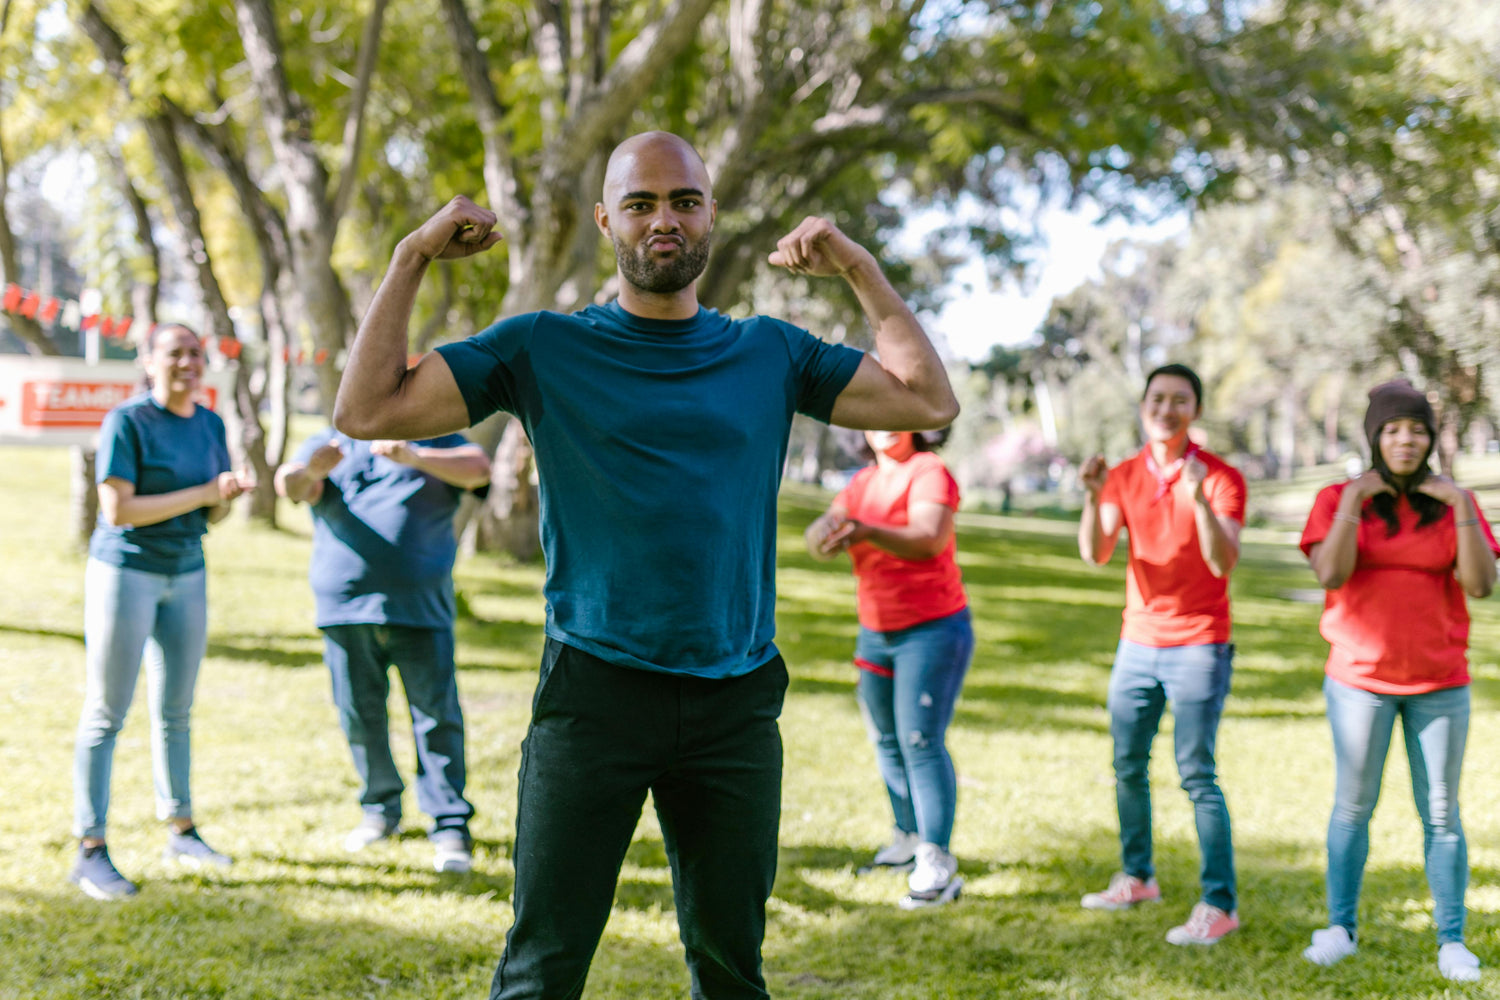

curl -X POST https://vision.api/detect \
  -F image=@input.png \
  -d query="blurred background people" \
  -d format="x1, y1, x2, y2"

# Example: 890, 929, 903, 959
71, 323, 254, 900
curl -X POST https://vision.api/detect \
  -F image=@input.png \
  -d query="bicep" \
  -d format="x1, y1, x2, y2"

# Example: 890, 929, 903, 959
340, 352, 473, 440
907, 500, 955, 544
1097, 501, 1123, 537
827, 356, 941, 430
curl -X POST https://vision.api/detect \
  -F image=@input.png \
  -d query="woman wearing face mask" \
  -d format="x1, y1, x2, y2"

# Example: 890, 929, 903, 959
1299, 380, 1497, 980
70, 324, 255, 901
805, 428, 972, 909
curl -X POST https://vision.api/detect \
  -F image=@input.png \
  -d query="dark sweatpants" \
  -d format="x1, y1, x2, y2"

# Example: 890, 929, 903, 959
491, 639, 788, 1000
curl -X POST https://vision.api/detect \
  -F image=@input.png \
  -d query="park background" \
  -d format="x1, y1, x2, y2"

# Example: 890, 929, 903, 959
4, 0, 1500, 997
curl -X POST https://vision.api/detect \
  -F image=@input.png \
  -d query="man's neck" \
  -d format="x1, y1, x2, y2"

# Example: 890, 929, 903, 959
616, 281, 701, 321
1147, 435, 1190, 466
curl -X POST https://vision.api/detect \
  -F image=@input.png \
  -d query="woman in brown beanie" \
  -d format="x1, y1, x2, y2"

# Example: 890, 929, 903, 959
1297, 379, 1497, 979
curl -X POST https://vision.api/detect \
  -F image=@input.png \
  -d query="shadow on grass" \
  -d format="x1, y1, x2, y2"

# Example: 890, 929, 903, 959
0, 621, 83, 644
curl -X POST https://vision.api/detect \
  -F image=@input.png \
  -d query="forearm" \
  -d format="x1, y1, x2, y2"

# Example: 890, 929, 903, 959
856, 521, 949, 561
1452, 495, 1497, 597
275, 464, 326, 504
405, 446, 492, 490
1078, 494, 1114, 564
1193, 500, 1239, 577
844, 258, 958, 426
106, 483, 217, 527
1310, 501, 1363, 589
334, 241, 430, 438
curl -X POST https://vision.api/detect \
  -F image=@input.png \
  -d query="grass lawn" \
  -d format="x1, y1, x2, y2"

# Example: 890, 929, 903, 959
5, 446, 1500, 999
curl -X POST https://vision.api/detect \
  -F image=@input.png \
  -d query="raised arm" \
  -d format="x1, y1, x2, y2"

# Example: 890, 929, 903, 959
768, 217, 957, 431
274, 438, 347, 505
1077, 455, 1122, 565
1181, 457, 1241, 578
1307, 474, 1389, 590
370, 440, 492, 491
333, 197, 504, 441
1416, 477, 1498, 598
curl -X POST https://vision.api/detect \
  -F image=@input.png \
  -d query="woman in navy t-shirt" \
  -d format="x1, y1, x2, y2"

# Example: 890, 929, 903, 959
69, 324, 254, 901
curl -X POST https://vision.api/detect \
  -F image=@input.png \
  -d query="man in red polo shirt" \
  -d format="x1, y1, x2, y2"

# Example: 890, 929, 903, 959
1076, 363, 1246, 946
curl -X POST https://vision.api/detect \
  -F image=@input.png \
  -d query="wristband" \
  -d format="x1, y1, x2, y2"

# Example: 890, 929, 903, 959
1332, 512, 1361, 525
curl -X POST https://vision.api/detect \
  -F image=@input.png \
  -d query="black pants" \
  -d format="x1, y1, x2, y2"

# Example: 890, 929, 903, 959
491, 639, 788, 1000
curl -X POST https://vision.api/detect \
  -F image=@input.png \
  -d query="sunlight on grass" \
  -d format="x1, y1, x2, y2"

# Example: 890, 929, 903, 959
7, 444, 1500, 998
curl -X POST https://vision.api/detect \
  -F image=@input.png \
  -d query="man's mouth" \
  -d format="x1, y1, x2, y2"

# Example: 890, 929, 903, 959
647, 236, 682, 250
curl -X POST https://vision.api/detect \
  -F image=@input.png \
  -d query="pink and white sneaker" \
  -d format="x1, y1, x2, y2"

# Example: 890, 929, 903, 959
1165, 902, 1239, 945
1080, 872, 1160, 911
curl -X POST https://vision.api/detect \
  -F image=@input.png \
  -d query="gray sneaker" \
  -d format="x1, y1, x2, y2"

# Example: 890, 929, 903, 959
431, 829, 473, 874
344, 814, 399, 852
163, 827, 233, 868
71, 844, 138, 900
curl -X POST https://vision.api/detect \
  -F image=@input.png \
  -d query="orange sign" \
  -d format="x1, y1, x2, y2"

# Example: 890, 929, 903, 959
21, 380, 136, 428
0, 358, 231, 446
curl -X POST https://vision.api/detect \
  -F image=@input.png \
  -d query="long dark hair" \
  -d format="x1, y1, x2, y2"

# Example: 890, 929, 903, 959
1366, 436, 1446, 536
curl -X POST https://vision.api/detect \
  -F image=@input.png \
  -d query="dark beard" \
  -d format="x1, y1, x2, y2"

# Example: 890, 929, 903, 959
613, 232, 712, 294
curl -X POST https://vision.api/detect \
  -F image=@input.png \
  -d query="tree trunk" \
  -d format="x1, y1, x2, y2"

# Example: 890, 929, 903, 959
71, 447, 98, 553
472, 419, 540, 562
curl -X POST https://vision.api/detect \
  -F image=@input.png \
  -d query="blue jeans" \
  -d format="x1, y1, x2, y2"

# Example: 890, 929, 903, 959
322, 624, 473, 833
854, 608, 973, 850
1108, 639, 1236, 911
74, 559, 208, 839
1322, 676, 1470, 944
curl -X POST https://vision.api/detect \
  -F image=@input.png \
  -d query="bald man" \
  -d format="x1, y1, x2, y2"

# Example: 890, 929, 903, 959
336, 131, 958, 1000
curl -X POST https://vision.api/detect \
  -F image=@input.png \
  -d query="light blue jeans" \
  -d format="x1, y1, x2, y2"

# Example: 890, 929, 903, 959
855, 608, 974, 850
74, 558, 208, 840
1109, 639, 1236, 912
1322, 676, 1470, 944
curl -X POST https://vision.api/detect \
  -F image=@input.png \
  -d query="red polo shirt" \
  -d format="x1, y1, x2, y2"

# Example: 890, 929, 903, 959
835, 451, 967, 632
1300, 483, 1499, 694
1099, 447, 1246, 647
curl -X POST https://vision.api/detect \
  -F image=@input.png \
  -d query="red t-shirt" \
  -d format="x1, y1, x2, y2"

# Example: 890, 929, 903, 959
1099, 447, 1246, 647
835, 451, 967, 632
1299, 482, 1500, 694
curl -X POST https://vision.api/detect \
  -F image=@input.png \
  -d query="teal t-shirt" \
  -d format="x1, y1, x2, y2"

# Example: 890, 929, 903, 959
437, 301, 863, 677
89, 394, 232, 575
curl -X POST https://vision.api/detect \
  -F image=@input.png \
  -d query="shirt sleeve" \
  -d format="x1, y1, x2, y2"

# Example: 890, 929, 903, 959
786, 324, 864, 423
1300, 484, 1342, 556
1204, 464, 1247, 524
434, 314, 536, 426
909, 459, 960, 510
96, 406, 140, 485
418, 432, 472, 450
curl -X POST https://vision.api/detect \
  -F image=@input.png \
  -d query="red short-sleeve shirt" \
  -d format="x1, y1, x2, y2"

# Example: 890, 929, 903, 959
1300, 482, 1500, 694
1099, 447, 1247, 647
835, 451, 967, 632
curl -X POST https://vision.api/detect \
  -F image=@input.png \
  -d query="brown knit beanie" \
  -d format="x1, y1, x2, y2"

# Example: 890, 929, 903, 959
1363, 380, 1435, 449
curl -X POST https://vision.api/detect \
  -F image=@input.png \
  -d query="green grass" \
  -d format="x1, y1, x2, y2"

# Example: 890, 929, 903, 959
6, 449, 1500, 998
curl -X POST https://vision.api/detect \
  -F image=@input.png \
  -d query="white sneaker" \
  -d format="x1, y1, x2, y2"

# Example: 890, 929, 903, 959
1303, 926, 1357, 966
898, 842, 962, 909
867, 828, 919, 869
1439, 942, 1482, 982
344, 815, 399, 852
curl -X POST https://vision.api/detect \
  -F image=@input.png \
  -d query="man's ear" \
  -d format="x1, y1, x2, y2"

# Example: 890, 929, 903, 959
594, 203, 610, 237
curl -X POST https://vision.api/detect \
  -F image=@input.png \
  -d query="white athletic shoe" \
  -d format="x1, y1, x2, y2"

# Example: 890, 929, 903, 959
1439, 942, 1482, 982
1303, 926, 1357, 966
868, 828, 919, 868
898, 842, 962, 909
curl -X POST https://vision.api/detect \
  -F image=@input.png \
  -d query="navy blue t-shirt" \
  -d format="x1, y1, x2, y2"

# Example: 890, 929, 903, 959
436, 301, 863, 677
297, 429, 472, 630
89, 394, 232, 575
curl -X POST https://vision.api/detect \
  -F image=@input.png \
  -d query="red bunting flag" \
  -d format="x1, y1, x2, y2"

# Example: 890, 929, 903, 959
295, 349, 306, 365
18, 293, 40, 319
313, 348, 329, 365
279, 345, 290, 363
100, 317, 116, 338
116, 317, 133, 340
81, 314, 98, 331
39, 298, 59, 324
2, 284, 20, 312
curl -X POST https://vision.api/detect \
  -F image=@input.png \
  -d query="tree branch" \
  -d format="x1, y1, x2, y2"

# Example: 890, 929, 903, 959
330, 0, 390, 227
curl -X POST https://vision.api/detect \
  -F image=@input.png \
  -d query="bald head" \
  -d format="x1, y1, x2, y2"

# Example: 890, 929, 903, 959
602, 131, 712, 204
